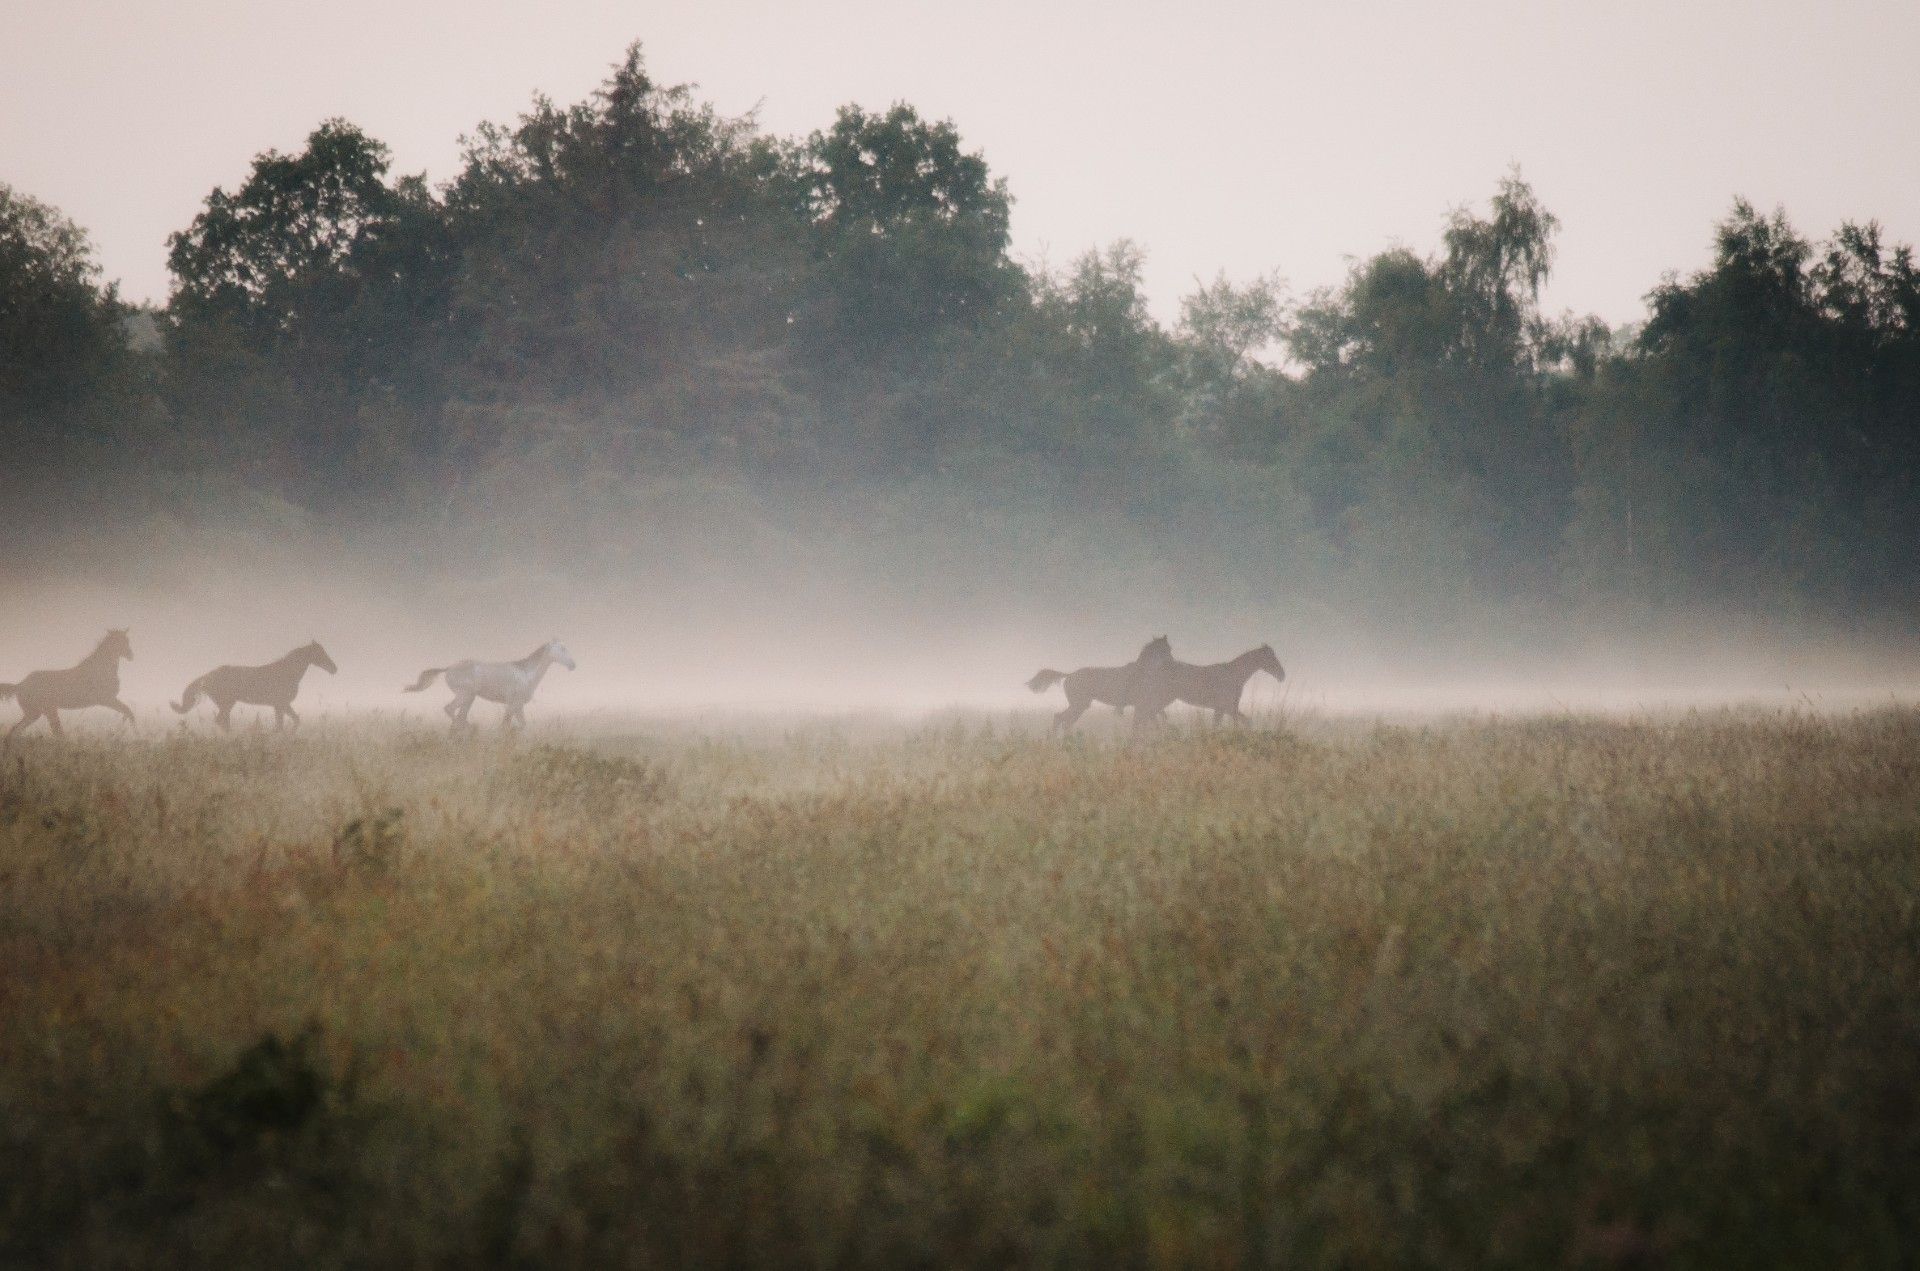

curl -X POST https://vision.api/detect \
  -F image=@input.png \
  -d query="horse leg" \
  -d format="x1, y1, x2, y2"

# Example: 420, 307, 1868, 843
281, 704, 299, 731
108, 698, 136, 731
8, 710, 40, 740
216, 701, 234, 732
44, 709, 63, 737
448, 693, 475, 732
1053, 694, 1090, 733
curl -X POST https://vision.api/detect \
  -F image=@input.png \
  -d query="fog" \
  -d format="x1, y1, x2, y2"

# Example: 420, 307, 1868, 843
6, 490, 1913, 729
5, 40, 1916, 726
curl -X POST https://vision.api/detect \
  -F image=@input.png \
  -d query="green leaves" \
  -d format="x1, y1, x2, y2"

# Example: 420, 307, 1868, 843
803, 104, 1018, 354
166, 119, 416, 336
0, 182, 127, 423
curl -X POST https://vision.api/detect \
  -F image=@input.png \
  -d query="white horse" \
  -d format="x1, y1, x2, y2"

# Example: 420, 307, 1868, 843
403, 639, 575, 730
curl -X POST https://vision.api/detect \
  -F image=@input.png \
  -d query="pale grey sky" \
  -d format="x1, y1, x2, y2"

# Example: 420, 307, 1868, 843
3, 0, 1916, 328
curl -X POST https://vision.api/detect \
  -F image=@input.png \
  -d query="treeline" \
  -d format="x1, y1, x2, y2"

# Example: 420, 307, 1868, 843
4, 44, 1916, 622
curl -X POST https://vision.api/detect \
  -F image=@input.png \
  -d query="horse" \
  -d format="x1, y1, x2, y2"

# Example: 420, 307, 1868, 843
404, 639, 575, 730
1, 629, 136, 739
1131, 644, 1285, 725
172, 640, 338, 731
1027, 636, 1173, 732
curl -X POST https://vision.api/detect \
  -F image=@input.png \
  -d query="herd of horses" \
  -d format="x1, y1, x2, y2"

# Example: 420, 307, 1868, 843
0, 629, 1281, 738
1027, 636, 1285, 731
0, 631, 576, 739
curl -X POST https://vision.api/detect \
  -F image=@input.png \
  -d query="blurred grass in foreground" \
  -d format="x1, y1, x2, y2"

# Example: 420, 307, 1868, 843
1, 709, 1917, 1267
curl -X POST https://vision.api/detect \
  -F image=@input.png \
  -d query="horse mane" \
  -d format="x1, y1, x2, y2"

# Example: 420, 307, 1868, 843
1136, 636, 1172, 665
83, 630, 128, 664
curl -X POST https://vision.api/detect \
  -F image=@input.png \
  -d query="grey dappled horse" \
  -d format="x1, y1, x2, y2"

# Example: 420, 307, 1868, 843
405, 639, 575, 731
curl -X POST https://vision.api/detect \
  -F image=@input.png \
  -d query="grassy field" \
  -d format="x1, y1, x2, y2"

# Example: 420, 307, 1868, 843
2, 709, 1917, 1267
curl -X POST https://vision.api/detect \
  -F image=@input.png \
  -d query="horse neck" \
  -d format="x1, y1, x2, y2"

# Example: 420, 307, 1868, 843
1227, 649, 1267, 682
275, 647, 310, 671
80, 640, 123, 671
519, 649, 555, 683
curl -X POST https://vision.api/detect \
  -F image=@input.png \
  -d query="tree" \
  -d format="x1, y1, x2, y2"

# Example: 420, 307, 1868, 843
1630, 201, 1920, 606
434, 45, 813, 474
167, 120, 436, 346
1439, 172, 1559, 376
1178, 273, 1283, 381
0, 182, 127, 429
163, 120, 456, 499
1170, 271, 1285, 447
802, 104, 1018, 355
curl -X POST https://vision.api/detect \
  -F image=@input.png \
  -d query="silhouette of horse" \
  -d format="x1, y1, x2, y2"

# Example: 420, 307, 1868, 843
173, 641, 338, 731
1027, 636, 1172, 732
1, 629, 136, 738
1132, 644, 1285, 724
404, 639, 575, 730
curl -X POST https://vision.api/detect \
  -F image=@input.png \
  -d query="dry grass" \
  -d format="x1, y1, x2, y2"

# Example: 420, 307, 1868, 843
2, 709, 1917, 1267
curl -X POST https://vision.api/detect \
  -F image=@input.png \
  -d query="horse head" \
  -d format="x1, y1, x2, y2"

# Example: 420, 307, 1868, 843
1138, 635, 1173, 665
547, 640, 576, 671
104, 628, 133, 662
1255, 643, 1285, 681
306, 640, 338, 674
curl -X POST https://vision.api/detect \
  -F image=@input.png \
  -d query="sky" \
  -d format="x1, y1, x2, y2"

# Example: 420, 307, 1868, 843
3, 0, 1917, 330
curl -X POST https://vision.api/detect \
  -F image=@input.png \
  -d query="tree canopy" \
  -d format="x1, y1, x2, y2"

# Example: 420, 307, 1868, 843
5, 43, 1915, 622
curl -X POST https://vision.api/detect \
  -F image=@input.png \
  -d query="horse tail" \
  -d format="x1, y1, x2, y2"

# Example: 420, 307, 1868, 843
0, 683, 14, 703
171, 675, 208, 714
404, 668, 446, 693
1027, 669, 1066, 694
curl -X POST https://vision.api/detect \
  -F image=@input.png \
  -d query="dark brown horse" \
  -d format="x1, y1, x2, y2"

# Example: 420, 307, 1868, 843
173, 640, 338, 731
1131, 644, 1284, 724
1027, 636, 1173, 732
1, 629, 136, 738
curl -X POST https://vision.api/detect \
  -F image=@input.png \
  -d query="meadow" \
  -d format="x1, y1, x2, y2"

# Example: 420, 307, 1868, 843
1, 708, 1917, 1267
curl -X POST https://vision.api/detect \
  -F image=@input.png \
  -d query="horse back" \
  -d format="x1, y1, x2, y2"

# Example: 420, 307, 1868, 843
1071, 663, 1140, 706
20, 663, 119, 709
204, 660, 304, 705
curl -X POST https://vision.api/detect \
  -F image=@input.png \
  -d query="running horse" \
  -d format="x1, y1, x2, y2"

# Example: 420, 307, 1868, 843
1027, 636, 1173, 732
1130, 644, 1285, 725
404, 639, 576, 730
0, 628, 137, 738
173, 641, 338, 731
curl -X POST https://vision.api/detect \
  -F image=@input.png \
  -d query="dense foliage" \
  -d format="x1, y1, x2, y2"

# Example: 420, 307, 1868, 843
3, 44, 1914, 621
